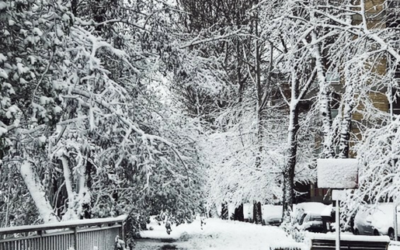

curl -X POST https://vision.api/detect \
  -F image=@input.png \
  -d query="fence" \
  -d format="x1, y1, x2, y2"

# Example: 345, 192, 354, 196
307, 233, 390, 250
0, 215, 127, 250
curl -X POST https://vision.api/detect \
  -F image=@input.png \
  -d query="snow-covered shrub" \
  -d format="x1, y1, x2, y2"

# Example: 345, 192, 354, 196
179, 231, 191, 241
280, 215, 305, 243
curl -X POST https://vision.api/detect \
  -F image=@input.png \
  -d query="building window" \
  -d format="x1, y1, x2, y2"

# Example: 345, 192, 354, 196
390, 90, 400, 115
315, 0, 342, 6
326, 71, 340, 85
331, 109, 339, 119
387, 0, 400, 9
387, 58, 400, 115
386, 0, 400, 28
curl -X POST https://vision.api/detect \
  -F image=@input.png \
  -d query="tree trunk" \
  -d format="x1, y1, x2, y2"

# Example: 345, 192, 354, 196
282, 77, 300, 221
253, 201, 263, 224
282, 140, 297, 220
70, 0, 78, 16
221, 202, 229, 220
253, 3, 263, 224
310, 33, 335, 158
60, 156, 78, 220
338, 87, 354, 158
82, 154, 93, 219
234, 204, 244, 221
20, 161, 58, 223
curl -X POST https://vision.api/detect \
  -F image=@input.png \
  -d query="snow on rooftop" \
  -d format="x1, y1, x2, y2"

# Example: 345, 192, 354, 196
317, 159, 358, 189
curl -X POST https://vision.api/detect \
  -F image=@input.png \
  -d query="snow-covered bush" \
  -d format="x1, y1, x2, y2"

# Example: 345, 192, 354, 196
280, 211, 305, 243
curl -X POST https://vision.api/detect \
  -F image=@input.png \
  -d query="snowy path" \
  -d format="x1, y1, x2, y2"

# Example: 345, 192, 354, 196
138, 217, 400, 250
139, 217, 305, 250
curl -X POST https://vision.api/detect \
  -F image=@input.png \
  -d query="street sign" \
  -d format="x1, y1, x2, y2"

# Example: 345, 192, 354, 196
317, 158, 359, 250
332, 190, 346, 200
317, 159, 358, 189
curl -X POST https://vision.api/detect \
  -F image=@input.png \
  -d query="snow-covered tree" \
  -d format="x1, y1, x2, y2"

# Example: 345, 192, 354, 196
0, 0, 205, 227
171, 0, 320, 223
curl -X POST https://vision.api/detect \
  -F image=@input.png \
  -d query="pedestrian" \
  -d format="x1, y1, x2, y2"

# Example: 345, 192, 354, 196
165, 220, 172, 235
115, 235, 125, 250
201, 216, 206, 230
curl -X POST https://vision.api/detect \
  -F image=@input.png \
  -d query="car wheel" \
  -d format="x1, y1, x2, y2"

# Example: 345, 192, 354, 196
389, 229, 395, 241
354, 229, 359, 235
374, 230, 380, 236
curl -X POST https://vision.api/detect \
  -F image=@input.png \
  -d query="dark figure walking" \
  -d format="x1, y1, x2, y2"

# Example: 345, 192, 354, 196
201, 217, 206, 230
165, 220, 172, 235
114, 235, 125, 250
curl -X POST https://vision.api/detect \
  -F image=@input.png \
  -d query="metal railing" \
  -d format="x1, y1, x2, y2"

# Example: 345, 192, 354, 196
0, 215, 127, 250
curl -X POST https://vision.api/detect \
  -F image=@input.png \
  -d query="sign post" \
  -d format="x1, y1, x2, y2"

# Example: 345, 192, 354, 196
336, 200, 340, 250
332, 190, 346, 250
395, 203, 400, 241
317, 159, 358, 250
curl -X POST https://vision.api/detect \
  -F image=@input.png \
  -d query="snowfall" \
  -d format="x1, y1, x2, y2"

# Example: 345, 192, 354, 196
135, 216, 400, 250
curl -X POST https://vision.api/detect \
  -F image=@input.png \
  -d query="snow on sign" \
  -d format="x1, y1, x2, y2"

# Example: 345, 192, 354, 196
317, 159, 358, 189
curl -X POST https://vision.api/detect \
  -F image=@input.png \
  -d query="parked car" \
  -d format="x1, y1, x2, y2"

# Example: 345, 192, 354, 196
294, 202, 332, 222
262, 205, 282, 226
298, 213, 325, 232
353, 203, 400, 240
293, 202, 334, 233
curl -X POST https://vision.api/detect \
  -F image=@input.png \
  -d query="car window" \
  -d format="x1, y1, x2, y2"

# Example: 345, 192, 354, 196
311, 215, 323, 221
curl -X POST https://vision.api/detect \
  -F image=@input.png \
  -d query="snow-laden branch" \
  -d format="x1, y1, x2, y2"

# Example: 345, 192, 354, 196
69, 88, 189, 170
179, 29, 243, 49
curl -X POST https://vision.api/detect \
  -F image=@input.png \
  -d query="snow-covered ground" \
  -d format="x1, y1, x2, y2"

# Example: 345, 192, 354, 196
139, 216, 400, 250
140, 217, 306, 250
391, 242, 400, 250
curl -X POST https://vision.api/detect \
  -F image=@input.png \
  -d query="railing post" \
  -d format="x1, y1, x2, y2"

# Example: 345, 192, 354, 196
121, 222, 124, 241
74, 227, 78, 250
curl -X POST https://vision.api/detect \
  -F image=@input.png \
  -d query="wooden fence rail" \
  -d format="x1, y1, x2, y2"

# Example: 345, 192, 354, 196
0, 215, 127, 250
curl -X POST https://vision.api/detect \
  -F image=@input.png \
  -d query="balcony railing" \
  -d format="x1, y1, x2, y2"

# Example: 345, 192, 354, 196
0, 215, 127, 250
